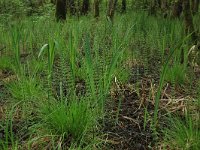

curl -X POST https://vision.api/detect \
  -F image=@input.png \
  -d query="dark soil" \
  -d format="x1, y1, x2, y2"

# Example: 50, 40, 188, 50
102, 60, 200, 150
103, 79, 156, 150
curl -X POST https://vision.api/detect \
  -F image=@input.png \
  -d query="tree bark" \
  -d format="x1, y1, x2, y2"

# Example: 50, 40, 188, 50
107, 0, 118, 22
191, 0, 200, 15
172, 0, 183, 18
161, 0, 168, 18
161, 0, 168, 9
183, 0, 197, 41
94, 0, 100, 18
195, 0, 200, 13
81, 0, 90, 15
55, 0, 67, 21
157, 0, 161, 8
121, 0, 126, 13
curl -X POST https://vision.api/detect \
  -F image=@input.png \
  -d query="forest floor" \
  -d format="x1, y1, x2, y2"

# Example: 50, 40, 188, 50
102, 63, 200, 149
0, 12, 200, 149
0, 48, 200, 150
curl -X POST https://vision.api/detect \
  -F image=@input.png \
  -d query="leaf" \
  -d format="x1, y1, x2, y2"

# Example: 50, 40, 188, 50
38, 44, 49, 58
53, 40, 59, 49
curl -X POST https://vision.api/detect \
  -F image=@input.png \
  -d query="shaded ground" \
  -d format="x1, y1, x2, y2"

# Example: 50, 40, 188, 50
103, 78, 155, 150
101, 49, 162, 149
102, 54, 200, 149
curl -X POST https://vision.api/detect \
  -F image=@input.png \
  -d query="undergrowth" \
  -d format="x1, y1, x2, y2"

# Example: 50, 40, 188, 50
0, 10, 200, 149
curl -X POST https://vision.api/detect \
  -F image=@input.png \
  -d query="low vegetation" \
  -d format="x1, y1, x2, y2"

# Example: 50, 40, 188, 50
0, 0, 199, 149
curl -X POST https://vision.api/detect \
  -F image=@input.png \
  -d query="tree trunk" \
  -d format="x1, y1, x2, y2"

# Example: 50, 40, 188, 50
191, 0, 200, 15
161, 0, 167, 9
191, 0, 195, 14
195, 0, 200, 13
172, 0, 183, 18
107, 0, 118, 22
161, 0, 168, 18
121, 0, 126, 13
55, 0, 67, 21
81, 0, 90, 15
157, 0, 161, 8
183, 0, 197, 41
94, 0, 100, 18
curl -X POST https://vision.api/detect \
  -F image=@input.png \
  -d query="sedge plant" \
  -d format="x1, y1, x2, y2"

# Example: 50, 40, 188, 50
163, 111, 200, 150
35, 97, 97, 148
0, 101, 23, 150
38, 39, 58, 99
153, 34, 192, 128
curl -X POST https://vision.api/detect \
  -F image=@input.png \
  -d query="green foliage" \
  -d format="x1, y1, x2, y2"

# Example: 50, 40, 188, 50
39, 41, 57, 74
0, 6, 199, 149
165, 64, 186, 85
0, 0, 25, 17
115, 67, 130, 83
11, 26, 22, 75
0, 56, 13, 71
7, 77, 44, 102
163, 112, 200, 150
0, 101, 22, 150
0, 0, 54, 22
39, 98, 96, 140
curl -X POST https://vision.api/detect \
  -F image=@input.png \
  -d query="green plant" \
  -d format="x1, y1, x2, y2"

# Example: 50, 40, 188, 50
11, 26, 22, 76
84, 35, 96, 101
0, 56, 13, 71
38, 98, 96, 143
7, 77, 43, 102
164, 63, 187, 86
163, 112, 200, 150
115, 67, 130, 83
153, 34, 192, 128
0, 101, 23, 150
38, 39, 58, 98
0, 118, 17, 150
83, 32, 125, 113
0, 0, 26, 18
0, 8, 199, 150
38, 40, 57, 78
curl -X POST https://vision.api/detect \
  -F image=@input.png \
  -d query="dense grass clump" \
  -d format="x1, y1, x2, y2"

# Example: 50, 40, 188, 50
163, 112, 200, 150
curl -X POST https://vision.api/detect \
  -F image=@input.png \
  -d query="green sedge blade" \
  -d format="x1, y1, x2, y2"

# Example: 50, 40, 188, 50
38, 43, 49, 58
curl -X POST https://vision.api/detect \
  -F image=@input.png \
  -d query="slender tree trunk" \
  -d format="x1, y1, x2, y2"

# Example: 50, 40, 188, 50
195, 0, 200, 13
161, 0, 168, 18
191, 0, 195, 14
94, 0, 100, 18
172, 0, 183, 18
121, 0, 126, 13
183, 0, 197, 41
157, 0, 161, 8
191, 0, 200, 15
107, 0, 118, 22
56, 0, 67, 21
81, 0, 90, 15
